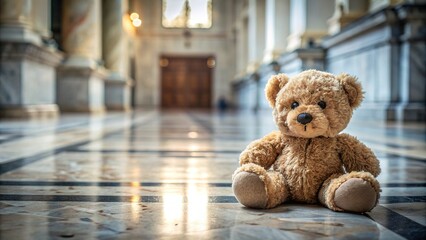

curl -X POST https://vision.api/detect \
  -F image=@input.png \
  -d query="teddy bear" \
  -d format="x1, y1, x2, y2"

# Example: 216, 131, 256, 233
232, 69, 381, 213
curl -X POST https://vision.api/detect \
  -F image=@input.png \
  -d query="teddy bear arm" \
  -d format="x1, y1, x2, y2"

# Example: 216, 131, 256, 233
239, 131, 284, 169
337, 134, 381, 177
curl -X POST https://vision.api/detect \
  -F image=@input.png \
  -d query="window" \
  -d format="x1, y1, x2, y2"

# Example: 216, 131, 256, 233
162, 0, 212, 28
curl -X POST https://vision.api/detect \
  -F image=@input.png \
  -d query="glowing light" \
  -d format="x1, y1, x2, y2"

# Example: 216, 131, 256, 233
186, 156, 209, 232
130, 181, 141, 223
159, 58, 169, 67
131, 195, 140, 203
131, 181, 140, 187
130, 12, 139, 20
188, 144, 200, 151
187, 184, 208, 231
187, 131, 198, 138
163, 191, 184, 233
123, 14, 136, 35
207, 58, 215, 68
132, 18, 142, 27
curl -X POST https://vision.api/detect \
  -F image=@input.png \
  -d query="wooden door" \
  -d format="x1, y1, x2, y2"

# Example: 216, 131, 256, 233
161, 56, 213, 109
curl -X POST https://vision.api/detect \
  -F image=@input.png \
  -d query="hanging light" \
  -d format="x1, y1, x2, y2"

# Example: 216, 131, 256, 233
130, 12, 139, 20
132, 18, 142, 27
130, 12, 142, 28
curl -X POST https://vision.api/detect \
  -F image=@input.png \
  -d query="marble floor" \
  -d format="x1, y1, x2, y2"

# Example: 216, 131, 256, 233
0, 110, 425, 239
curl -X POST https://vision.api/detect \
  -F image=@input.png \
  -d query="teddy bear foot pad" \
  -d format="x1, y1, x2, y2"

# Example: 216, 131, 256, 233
334, 178, 377, 213
233, 172, 268, 209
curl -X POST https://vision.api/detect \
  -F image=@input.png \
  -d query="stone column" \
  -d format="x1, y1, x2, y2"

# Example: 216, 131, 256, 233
56, 0, 106, 113
328, 0, 369, 35
263, 0, 290, 63
287, 0, 335, 51
247, 0, 266, 73
0, 0, 62, 118
0, 0, 41, 44
102, 0, 132, 111
31, 0, 52, 39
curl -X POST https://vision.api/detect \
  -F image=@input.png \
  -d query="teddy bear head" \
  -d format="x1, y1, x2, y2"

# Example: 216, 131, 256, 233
265, 70, 363, 138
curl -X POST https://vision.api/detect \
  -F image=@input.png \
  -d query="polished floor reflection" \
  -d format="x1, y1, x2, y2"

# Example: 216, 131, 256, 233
0, 110, 425, 239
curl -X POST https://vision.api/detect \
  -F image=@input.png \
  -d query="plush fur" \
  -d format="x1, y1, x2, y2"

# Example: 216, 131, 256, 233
232, 70, 381, 213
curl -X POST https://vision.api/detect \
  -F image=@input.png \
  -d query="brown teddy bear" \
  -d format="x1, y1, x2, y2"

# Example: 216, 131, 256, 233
232, 70, 381, 213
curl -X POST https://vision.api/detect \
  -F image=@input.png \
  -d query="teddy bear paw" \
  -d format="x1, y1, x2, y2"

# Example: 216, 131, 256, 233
334, 178, 378, 213
232, 172, 268, 209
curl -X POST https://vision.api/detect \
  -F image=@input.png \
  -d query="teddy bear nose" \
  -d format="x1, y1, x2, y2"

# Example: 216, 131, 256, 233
297, 113, 313, 125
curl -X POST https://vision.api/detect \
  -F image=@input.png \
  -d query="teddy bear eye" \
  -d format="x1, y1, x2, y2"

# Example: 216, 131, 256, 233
318, 101, 326, 109
291, 102, 299, 109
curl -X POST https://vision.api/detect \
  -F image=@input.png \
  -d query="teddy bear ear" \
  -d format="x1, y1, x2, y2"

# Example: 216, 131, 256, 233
337, 73, 364, 108
265, 73, 289, 108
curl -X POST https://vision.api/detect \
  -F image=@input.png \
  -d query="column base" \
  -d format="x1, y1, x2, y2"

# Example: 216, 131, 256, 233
0, 26, 42, 45
0, 42, 62, 118
57, 65, 106, 113
0, 104, 59, 118
104, 74, 132, 111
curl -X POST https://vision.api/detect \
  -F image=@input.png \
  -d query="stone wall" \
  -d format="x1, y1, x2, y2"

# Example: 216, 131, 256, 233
233, 2, 425, 122
323, 4, 425, 122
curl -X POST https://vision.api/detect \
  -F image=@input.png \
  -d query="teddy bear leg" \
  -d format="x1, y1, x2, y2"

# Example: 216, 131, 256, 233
318, 171, 380, 213
232, 163, 288, 209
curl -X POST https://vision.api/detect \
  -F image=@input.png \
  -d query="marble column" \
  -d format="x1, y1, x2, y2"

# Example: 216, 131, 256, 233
0, 0, 62, 118
247, 0, 266, 73
328, 0, 369, 35
102, 0, 132, 111
263, 0, 290, 63
287, 0, 335, 51
31, 0, 52, 40
56, 0, 106, 113
0, 0, 40, 44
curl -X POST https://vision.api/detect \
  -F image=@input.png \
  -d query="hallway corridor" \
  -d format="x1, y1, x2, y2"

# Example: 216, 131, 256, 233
0, 110, 425, 239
